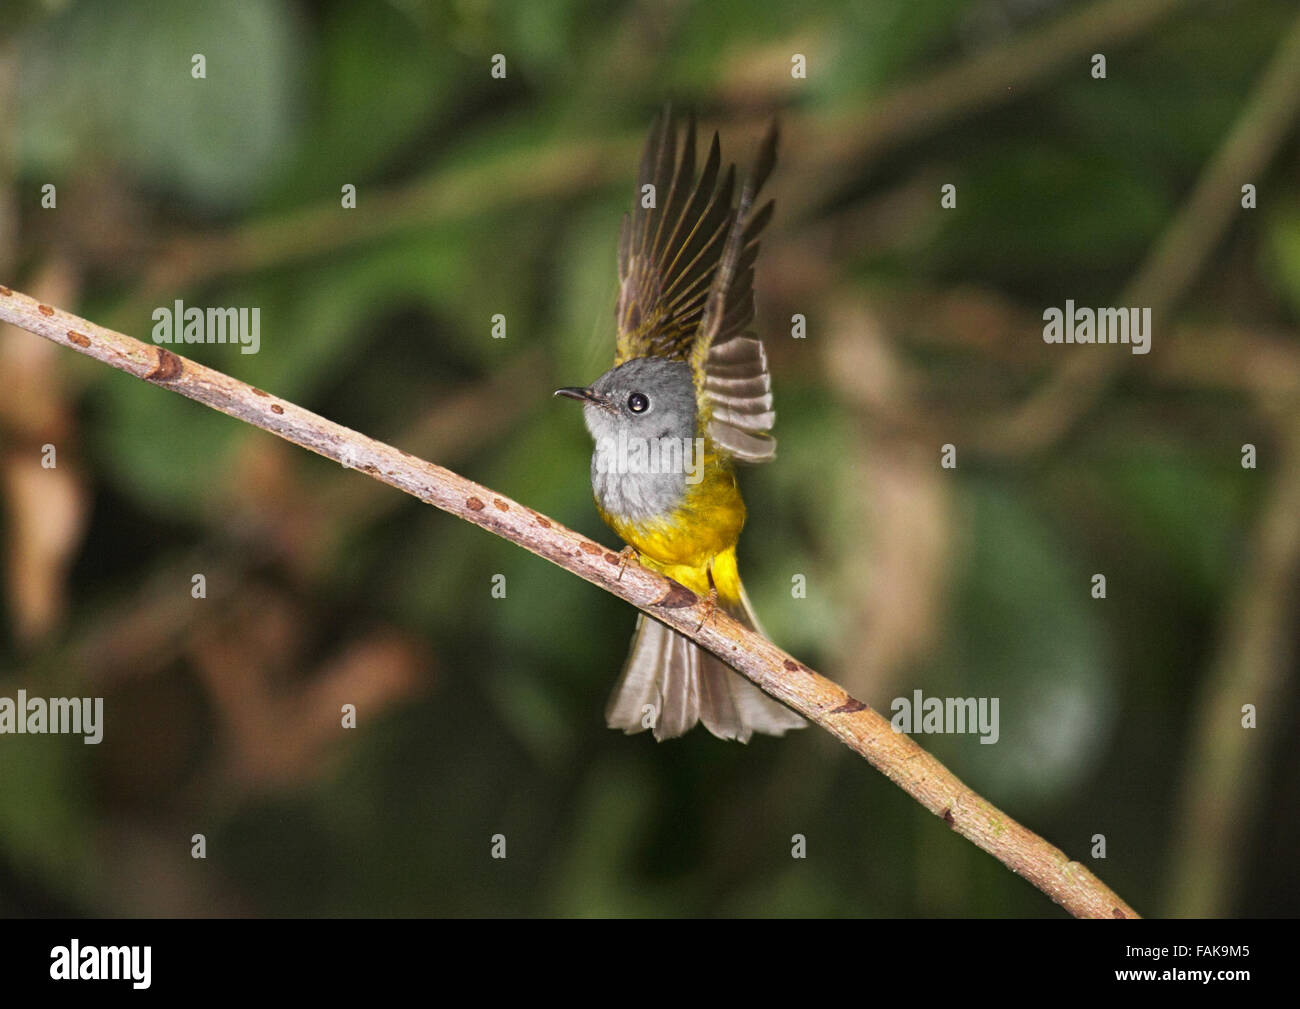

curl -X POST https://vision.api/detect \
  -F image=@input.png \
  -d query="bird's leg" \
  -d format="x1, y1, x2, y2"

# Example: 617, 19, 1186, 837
695, 565, 720, 632
615, 545, 639, 581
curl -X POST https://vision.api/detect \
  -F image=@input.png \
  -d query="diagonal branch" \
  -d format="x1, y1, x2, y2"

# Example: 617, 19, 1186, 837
0, 284, 1138, 919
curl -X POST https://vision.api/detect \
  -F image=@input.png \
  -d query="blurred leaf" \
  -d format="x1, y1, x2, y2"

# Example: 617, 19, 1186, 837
921, 145, 1166, 296
546, 757, 664, 916
743, 389, 853, 660
1087, 438, 1251, 602
1267, 203, 1300, 323
822, 0, 974, 100
0, 713, 98, 907
263, 1, 458, 203
935, 481, 1115, 801
20, 0, 301, 207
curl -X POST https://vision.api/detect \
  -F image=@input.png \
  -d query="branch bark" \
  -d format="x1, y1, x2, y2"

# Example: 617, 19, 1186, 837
0, 284, 1139, 919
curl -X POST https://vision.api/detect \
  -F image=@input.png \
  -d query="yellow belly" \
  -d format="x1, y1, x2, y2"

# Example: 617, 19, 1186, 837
596, 455, 746, 601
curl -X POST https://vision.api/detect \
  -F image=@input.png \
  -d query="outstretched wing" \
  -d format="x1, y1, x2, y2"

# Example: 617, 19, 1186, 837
615, 109, 779, 463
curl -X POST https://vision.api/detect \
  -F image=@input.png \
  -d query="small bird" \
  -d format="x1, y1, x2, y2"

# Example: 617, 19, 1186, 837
555, 109, 805, 743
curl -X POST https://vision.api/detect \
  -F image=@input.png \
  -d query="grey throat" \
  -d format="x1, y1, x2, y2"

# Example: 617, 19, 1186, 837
582, 357, 698, 525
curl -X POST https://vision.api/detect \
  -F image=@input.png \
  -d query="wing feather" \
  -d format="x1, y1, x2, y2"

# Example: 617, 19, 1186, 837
614, 109, 780, 464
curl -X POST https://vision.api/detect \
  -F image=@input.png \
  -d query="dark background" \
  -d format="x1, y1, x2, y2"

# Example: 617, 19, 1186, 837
1, 0, 1298, 917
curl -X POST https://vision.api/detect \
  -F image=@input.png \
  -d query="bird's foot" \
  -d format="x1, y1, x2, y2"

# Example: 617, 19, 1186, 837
695, 587, 720, 632
616, 545, 639, 582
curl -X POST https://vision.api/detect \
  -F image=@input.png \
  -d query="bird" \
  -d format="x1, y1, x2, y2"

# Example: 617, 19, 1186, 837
554, 108, 805, 743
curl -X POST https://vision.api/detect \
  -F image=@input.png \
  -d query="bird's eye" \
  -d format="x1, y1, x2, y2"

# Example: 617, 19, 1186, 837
627, 392, 649, 413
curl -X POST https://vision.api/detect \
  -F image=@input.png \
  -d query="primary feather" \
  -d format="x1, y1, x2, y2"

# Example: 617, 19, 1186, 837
615, 108, 779, 463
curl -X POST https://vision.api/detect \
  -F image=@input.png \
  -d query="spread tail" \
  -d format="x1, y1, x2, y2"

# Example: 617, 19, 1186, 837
604, 583, 806, 742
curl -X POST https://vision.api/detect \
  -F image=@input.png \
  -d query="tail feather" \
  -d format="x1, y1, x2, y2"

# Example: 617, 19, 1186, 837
605, 586, 805, 742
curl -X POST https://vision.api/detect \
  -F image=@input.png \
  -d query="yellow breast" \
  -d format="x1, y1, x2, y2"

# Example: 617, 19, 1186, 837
596, 450, 746, 597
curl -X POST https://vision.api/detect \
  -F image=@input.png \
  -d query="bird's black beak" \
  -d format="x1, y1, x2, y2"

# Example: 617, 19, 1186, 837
554, 387, 614, 412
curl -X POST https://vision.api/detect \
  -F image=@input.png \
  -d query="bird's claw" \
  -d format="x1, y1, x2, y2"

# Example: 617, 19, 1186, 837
695, 587, 720, 632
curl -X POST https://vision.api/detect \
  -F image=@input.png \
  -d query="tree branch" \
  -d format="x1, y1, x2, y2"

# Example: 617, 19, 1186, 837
0, 285, 1139, 919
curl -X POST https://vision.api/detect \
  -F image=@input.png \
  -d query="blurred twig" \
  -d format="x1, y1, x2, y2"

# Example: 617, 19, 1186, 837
106, 0, 1188, 331
823, 295, 955, 700
0, 285, 1139, 919
0, 258, 89, 645
106, 135, 638, 333
0, 38, 15, 281
776, 4, 1300, 457
969, 4, 1300, 457
1165, 411, 1300, 916
847, 283, 1300, 402
802, 0, 1191, 203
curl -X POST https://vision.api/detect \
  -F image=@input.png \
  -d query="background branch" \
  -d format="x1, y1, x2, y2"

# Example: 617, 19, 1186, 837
967, 4, 1300, 458
96, 0, 1188, 336
0, 284, 1138, 920
1165, 409, 1300, 916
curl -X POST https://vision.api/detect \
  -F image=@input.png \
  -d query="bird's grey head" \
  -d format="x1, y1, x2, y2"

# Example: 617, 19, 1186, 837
555, 357, 701, 522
